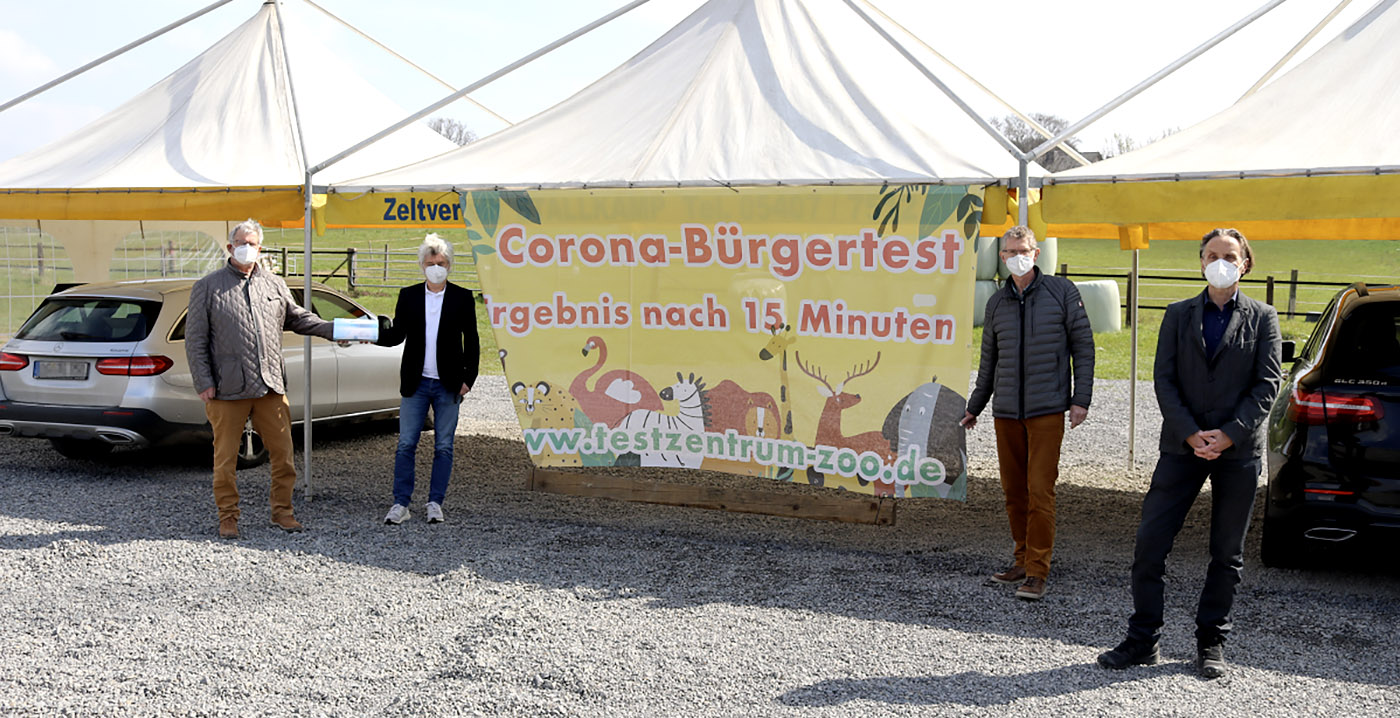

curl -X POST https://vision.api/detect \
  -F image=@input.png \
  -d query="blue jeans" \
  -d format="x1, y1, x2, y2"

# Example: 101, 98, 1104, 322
1128, 452, 1261, 647
393, 378, 461, 506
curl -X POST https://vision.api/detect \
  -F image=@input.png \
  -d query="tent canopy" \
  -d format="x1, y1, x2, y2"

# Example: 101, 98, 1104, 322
0, 0, 456, 223
1042, 0, 1400, 240
331, 0, 1023, 194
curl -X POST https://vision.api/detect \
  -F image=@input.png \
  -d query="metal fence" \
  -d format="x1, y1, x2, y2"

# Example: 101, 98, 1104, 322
268, 246, 482, 292
1057, 264, 1388, 324
109, 231, 225, 279
0, 226, 73, 338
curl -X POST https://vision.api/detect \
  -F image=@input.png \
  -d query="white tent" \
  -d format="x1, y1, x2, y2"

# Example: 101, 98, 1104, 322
0, 0, 456, 235
1043, 0, 1400, 240
332, 0, 1023, 193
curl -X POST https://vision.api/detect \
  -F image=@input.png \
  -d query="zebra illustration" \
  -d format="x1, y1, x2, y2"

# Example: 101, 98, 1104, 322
614, 372, 708, 468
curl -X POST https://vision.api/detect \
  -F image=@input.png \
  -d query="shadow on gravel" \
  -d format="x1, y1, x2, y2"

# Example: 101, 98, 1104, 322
777, 662, 1190, 708
1, 431, 1397, 690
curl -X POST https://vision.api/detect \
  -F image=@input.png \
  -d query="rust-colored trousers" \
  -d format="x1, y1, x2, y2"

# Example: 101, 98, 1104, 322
205, 392, 297, 522
993, 413, 1066, 580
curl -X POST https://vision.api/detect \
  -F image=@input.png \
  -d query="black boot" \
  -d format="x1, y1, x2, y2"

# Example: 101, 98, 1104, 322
1196, 643, 1226, 679
1097, 638, 1160, 669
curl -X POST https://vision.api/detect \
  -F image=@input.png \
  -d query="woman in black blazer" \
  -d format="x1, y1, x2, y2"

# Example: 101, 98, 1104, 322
375, 234, 480, 525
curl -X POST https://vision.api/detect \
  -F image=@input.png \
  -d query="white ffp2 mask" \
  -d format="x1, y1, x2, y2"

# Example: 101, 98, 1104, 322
424, 265, 449, 284
1006, 254, 1035, 277
1204, 258, 1240, 289
232, 244, 259, 265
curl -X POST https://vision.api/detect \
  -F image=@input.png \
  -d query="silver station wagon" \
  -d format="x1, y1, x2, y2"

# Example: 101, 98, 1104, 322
0, 277, 402, 467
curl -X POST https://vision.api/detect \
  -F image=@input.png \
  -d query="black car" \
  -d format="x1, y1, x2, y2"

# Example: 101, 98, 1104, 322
1262, 282, 1400, 568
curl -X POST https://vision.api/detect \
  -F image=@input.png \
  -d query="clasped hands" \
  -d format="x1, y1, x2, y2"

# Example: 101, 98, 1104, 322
1187, 429, 1234, 460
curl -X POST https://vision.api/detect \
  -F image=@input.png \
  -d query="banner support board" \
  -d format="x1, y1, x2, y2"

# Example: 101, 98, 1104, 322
526, 467, 896, 525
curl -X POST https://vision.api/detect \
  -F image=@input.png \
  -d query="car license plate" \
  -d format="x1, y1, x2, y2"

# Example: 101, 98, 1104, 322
33, 360, 89, 380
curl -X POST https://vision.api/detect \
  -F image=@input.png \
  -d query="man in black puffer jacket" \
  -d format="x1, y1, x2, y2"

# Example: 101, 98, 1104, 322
962, 226, 1095, 601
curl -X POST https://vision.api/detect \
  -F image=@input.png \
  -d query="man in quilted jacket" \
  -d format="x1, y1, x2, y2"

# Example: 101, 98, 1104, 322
961, 225, 1095, 601
185, 219, 334, 539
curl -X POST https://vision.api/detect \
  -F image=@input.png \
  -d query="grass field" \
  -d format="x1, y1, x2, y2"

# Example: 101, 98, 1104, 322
260, 230, 1396, 380
5, 228, 1396, 381
1039, 238, 1399, 379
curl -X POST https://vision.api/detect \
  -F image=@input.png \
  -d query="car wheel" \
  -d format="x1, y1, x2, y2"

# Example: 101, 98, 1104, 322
235, 421, 269, 469
50, 438, 115, 461
1260, 517, 1305, 569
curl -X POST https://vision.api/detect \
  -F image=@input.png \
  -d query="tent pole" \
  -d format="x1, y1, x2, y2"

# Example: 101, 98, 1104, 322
1129, 249, 1139, 468
272, 0, 317, 501
1239, 0, 1354, 101
1017, 161, 1029, 226
1026, 0, 1289, 162
0, 0, 235, 114
303, 172, 315, 500
310, 0, 656, 176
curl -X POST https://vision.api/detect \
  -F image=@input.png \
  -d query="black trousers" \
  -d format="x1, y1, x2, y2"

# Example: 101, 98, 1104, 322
1127, 452, 1262, 647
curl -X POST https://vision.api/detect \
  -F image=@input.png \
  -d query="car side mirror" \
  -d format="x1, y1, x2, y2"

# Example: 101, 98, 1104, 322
1280, 340, 1296, 364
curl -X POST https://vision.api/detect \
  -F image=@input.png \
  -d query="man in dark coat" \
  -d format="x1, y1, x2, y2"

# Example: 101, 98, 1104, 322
376, 233, 480, 525
1098, 228, 1283, 679
962, 225, 1095, 601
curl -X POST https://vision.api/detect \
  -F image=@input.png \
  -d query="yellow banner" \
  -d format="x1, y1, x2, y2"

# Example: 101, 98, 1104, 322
324, 190, 465, 228
458, 186, 978, 499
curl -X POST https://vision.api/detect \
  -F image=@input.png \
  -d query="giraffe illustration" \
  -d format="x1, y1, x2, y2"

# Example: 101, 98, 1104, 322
758, 323, 798, 482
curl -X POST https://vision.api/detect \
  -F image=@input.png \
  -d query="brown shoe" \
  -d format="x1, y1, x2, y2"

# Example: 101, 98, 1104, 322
271, 514, 304, 533
991, 566, 1027, 585
218, 517, 239, 540
1016, 576, 1047, 600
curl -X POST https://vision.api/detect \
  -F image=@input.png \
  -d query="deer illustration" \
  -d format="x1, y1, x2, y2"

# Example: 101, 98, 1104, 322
569, 335, 663, 428
795, 351, 897, 495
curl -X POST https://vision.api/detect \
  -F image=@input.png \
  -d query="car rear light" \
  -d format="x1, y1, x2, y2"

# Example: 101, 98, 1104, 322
1304, 488, 1355, 496
95, 355, 174, 376
0, 352, 28, 371
1287, 386, 1383, 424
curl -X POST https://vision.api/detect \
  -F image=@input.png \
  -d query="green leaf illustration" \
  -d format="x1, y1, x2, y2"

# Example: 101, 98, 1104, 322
964, 210, 982, 242
499, 191, 541, 224
472, 190, 500, 237
919, 187, 962, 239
466, 229, 483, 243
873, 188, 898, 221
457, 193, 473, 227
471, 244, 496, 263
873, 184, 918, 236
957, 192, 984, 220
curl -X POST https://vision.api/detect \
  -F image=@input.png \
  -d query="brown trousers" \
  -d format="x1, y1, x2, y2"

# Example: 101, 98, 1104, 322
993, 413, 1066, 580
205, 392, 297, 522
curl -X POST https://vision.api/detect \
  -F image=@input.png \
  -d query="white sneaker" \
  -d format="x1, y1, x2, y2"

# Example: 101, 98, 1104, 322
384, 504, 410, 525
425, 502, 444, 524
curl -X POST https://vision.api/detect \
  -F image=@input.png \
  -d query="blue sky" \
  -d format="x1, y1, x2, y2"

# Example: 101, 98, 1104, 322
0, 0, 1375, 164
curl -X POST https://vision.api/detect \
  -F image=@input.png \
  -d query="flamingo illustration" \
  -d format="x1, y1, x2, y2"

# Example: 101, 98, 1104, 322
570, 335, 663, 427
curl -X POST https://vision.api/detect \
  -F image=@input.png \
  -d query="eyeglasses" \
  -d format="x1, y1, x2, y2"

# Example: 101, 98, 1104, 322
1000, 248, 1035, 257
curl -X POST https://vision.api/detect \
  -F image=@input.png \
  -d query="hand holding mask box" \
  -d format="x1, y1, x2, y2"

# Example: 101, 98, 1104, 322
332, 317, 378, 342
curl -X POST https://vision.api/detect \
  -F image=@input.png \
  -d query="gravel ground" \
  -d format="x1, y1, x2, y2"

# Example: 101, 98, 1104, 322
0, 377, 1396, 716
